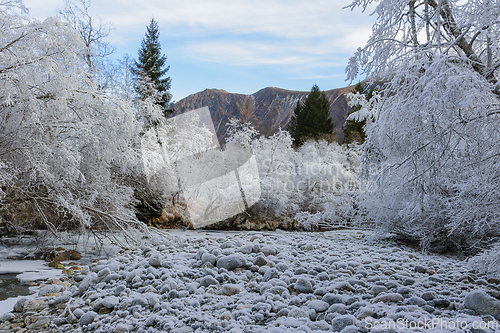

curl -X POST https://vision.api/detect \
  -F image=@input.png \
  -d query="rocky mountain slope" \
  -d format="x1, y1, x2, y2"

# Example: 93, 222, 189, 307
174, 85, 355, 143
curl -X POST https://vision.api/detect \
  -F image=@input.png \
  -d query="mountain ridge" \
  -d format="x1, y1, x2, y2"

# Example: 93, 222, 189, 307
174, 85, 356, 143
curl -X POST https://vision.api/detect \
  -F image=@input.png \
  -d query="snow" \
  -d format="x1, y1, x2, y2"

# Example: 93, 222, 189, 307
0, 260, 63, 284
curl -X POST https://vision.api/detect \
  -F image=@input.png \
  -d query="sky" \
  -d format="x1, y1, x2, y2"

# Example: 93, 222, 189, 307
21, 0, 376, 102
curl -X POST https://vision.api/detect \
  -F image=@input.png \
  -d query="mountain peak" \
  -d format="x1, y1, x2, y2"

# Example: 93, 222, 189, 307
175, 85, 355, 143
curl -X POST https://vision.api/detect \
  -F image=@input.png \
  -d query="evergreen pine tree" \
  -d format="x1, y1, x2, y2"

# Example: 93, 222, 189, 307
132, 18, 173, 117
287, 85, 333, 146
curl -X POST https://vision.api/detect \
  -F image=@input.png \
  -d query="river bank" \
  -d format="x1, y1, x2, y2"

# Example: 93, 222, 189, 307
0, 229, 499, 332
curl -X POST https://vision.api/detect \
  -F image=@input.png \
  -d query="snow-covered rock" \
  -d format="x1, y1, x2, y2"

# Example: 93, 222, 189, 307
464, 289, 500, 320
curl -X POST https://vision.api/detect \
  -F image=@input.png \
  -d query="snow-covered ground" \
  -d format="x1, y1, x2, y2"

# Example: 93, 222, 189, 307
1, 229, 499, 332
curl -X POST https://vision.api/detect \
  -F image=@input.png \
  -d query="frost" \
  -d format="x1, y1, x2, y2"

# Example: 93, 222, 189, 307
346, 0, 500, 254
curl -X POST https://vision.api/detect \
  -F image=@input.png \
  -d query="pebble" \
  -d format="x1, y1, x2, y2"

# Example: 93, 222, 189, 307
421, 290, 438, 300
402, 278, 415, 285
288, 307, 309, 318
372, 293, 404, 303
260, 247, 277, 256
23, 299, 49, 312
201, 252, 217, 266
333, 281, 355, 292
78, 272, 97, 295
101, 296, 119, 309
216, 253, 247, 271
328, 303, 347, 314
396, 286, 412, 294
262, 268, 279, 282
294, 277, 314, 293
322, 293, 345, 305
38, 284, 62, 296
308, 300, 330, 312
254, 256, 268, 266
222, 284, 242, 295
200, 275, 219, 287
331, 314, 357, 332
407, 295, 427, 306
371, 285, 388, 295
26, 315, 51, 329
434, 299, 451, 308
79, 311, 97, 326
414, 265, 427, 273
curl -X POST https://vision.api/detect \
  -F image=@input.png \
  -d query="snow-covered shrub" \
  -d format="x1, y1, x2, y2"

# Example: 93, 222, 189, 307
251, 129, 300, 219
230, 120, 362, 228
292, 140, 362, 229
347, 0, 500, 252
468, 243, 500, 279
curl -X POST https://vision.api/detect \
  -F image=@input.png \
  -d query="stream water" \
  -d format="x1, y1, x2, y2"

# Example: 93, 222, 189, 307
0, 273, 30, 301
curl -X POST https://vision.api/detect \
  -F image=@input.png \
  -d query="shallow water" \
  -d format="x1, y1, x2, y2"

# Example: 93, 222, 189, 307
0, 273, 30, 301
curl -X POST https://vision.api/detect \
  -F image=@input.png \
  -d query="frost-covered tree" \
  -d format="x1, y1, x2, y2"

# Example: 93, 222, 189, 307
344, 82, 373, 145
0, 3, 145, 239
57, 0, 115, 81
346, 0, 500, 252
103, 54, 136, 101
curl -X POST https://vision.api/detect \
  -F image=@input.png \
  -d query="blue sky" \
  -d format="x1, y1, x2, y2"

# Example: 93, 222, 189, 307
22, 0, 375, 101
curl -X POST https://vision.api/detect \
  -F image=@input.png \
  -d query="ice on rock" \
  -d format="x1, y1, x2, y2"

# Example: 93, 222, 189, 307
328, 303, 347, 314
288, 306, 309, 318
216, 253, 247, 271
199, 276, 219, 287
79, 310, 97, 326
421, 290, 438, 301
293, 277, 313, 293
78, 272, 97, 295
407, 295, 426, 306
148, 253, 162, 268
333, 281, 355, 292
222, 284, 242, 295
97, 267, 111, 282
260, 247, 278, 256
464, 289, 500, 320
331, 314, 357, 332
101, 296, 119, 309
38, 284, 62, 296
131, 295, 148, 307
237, 244, 254, 254
371, 285, 388, 295
262, 268, 279, 282
373, 293, 404, 303
201, 252, 217, 266
339, 325, 359, 333
23, 299, 49, 312
322, 293, 345, 305
308, 300, 329, 312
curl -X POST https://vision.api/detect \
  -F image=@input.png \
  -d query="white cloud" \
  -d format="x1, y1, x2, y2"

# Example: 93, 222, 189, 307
22, 0, 374, 54
21, 0, 376, 97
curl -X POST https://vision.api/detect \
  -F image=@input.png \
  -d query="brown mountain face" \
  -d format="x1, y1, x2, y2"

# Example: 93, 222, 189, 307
174, 85, 355, 144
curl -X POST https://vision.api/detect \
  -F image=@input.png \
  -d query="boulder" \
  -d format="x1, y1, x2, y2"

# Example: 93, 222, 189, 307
464, 289, 500, 320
